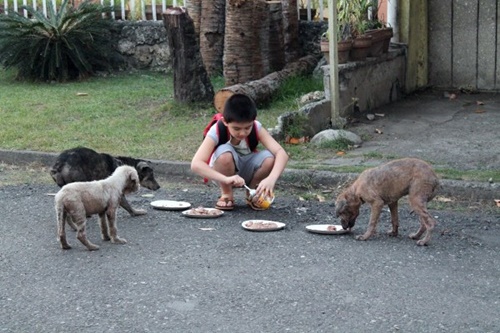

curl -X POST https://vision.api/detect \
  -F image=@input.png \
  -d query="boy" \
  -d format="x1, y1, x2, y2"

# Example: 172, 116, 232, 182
191, 94, 289, 210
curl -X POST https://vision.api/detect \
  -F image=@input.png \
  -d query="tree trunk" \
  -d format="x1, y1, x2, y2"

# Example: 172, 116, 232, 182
214, 55, 319, 112
281, 0, 299, 63
200, 0, 225, 76
163, 8, 214, 103
185, 0, 202, 35
223, 0, 267, 86
267, 1, 285, 72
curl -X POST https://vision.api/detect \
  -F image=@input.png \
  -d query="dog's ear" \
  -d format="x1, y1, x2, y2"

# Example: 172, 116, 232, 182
335, 200, 347, 217
137, 161, 151, 172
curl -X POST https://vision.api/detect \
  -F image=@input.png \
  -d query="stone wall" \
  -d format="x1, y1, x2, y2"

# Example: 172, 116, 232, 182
110, 20, 325, 73
112, 21, 171, 73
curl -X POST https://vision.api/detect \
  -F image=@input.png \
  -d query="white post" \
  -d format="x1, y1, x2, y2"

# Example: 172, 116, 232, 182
387, 0, 399, 42
328, 0, 341, 128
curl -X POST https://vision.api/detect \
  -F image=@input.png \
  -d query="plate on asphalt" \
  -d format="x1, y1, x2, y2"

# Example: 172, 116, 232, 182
182, 207, 224, 218
151, 200, 191, 211
241, 220, 286, 232
305, 225, 349, 235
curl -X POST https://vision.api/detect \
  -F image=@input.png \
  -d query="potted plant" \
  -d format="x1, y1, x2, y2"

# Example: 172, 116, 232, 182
338, 0, 373, 61
320, 24, 352, 64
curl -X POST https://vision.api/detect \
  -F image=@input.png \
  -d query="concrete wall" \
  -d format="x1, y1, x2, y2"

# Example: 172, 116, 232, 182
429, 1, 500, 90
322, 46, 406, 117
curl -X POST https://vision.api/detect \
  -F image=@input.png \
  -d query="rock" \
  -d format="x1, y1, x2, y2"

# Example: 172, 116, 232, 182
366, 113, 375, 120
299, 91, 325, 105
310, 129, 362, 146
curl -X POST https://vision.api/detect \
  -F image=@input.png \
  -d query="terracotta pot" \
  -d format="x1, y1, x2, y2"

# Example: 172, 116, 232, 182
350, 35, 372, 61
320, 40, 352, 64
381, 27, 394, 53
365, 29, 386, 57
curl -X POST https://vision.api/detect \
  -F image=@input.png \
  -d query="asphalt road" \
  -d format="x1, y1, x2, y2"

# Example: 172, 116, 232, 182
0, 178, 499, 333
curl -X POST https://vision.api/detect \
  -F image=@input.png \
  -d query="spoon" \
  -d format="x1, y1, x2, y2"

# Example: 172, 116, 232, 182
243, 184, 257, 197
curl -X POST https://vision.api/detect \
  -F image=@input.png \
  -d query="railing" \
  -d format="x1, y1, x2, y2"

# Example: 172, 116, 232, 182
0, 0, 323, 21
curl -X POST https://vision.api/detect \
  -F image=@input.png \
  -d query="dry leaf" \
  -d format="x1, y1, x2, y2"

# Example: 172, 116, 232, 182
474, 109, 485, 113
336, 151, 345, 156
449, 93, 457, 100
199, 227, 215, 231
436, 196, 453, 202
494, 199, 500, 207
76, 92, 88, 96
476, 101, 484, 105
375, 113, 385, 117
375, 128, 383, 134
316, 194, 325, 202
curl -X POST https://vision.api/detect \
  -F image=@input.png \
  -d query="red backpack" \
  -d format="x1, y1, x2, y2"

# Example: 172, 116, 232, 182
203, 113, 259, 151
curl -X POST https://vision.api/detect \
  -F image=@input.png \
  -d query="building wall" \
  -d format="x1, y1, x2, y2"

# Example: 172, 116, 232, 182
429, 0, 500, 90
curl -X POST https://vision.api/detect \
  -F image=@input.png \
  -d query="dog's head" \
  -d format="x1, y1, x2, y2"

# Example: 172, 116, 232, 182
335, 190, 362, 230
137, 161, 161, 191
118, 166, 140, 194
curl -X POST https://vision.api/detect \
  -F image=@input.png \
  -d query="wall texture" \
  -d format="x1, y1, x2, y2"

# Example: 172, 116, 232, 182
429, 0, 500, 90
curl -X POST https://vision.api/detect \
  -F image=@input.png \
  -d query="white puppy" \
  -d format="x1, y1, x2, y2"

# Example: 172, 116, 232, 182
55, 165, 140, 251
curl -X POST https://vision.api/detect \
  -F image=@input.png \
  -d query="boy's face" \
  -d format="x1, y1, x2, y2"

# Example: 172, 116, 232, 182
223, 120, 254, 141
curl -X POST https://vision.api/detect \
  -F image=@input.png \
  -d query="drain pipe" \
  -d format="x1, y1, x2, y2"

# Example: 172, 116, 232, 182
387, 0, 399, 42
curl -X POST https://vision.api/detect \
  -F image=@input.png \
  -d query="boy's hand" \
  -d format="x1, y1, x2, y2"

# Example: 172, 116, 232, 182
255, 177, 276, 197
223, 175, 245, 188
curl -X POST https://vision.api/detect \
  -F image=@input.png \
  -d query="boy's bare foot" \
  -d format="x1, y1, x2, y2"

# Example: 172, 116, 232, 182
215, 194, 234, 211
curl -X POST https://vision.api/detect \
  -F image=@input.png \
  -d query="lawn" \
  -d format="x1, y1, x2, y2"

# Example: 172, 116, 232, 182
0, 68, 324, 162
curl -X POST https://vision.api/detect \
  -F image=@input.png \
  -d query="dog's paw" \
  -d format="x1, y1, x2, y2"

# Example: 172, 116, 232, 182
111, 236, 127, 244
355, 235, 368, 241
416, 239, 428, 246
386, 230, 398, 237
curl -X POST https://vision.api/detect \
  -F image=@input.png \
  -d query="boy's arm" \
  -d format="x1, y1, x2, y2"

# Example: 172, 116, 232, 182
257, 127, 289, 191
191, 137, 244, 186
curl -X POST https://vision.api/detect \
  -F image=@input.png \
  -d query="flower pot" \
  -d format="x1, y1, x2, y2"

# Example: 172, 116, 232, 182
365, 29, 386, 57
321, 39, 352, 64
350, 35, 372, 61
381, 27, 394, 53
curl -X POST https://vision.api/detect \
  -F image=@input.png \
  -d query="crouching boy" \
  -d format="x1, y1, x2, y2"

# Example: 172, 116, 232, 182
191, 94, 289, 210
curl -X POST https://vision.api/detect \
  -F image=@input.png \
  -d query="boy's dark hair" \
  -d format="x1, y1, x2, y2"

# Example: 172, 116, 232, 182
222, 94, 257, 123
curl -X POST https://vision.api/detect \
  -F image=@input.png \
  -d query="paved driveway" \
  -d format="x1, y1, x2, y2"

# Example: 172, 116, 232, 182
0, 182, 499, 333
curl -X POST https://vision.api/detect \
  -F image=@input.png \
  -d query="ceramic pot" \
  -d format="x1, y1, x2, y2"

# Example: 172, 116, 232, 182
321, 39, 352, 64
350, 35, 372, 61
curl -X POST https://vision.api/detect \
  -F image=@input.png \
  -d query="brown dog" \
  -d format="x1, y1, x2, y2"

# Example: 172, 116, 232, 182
55, 165, 140, 251
335, 158, 440, 245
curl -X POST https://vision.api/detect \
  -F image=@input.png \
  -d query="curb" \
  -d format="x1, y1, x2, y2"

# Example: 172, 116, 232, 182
0, 149, 497, 201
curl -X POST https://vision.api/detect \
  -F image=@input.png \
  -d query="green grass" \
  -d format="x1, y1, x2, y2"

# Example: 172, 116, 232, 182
1, 68, 498, 183
0, 68, 325, 161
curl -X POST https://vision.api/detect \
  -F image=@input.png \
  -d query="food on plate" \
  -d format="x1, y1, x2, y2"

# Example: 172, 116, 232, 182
188, 206, 221, 216
327, 225, 337, 231
245, 221, 277, 229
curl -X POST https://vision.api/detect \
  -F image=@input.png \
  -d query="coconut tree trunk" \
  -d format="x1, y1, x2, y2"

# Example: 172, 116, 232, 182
214, 55, 319, 111
163, 8, 214, 103
185, 0, 202, 35
223, 0, 267, 86
268, 1, 285, 72
281, 0, 300, 63
200, 0, 225, 76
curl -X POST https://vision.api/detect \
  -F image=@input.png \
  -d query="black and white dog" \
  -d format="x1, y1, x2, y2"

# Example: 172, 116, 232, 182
50, 147, 160, 216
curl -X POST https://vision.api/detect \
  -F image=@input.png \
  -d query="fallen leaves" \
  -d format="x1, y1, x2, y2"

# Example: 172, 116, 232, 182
494, 199, 500, 208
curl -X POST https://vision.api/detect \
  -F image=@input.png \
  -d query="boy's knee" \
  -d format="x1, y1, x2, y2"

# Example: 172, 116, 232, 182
215, 152, 235, 167
260, 156, 275, 171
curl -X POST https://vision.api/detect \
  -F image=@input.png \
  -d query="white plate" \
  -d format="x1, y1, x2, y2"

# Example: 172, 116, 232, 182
182, 207, 224, 218
150, 200, 191, 211
241, 220, 286, 232
305, 224, 349, 235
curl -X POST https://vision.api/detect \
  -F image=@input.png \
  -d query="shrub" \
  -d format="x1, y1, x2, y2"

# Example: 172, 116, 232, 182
0, 0, 120, 82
